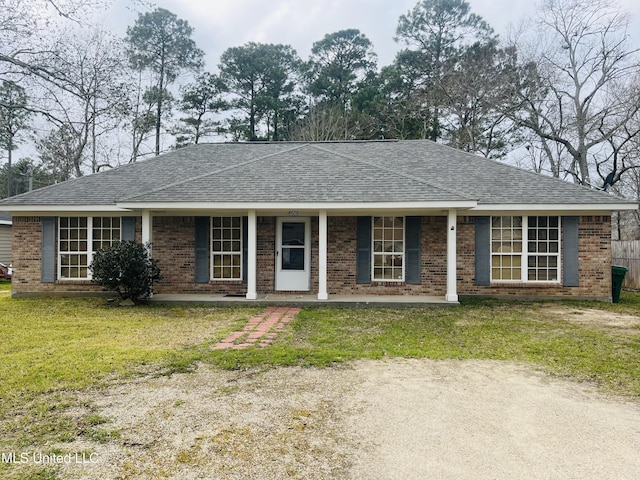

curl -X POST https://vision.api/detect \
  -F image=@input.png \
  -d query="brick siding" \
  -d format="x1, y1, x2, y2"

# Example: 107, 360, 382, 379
152, 216, 248, 295
457, 216, 612, 299
11, 214, 612, 300
326, 216, 448, 296
11, 216, 141, 296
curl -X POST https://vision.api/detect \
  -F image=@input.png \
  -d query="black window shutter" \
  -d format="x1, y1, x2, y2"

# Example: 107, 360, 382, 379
562, 216, 579, 287
242, 216, 248, 284
194, 216, 210, 284
475, 216, 491, 286
405, 216, 422, 284
356, 216, 372, 284
121, 217, 136, 242
41, 216, 56, 283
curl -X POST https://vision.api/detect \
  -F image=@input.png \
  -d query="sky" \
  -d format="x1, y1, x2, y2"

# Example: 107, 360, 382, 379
99, 0, 640, 72
4, 0, 640, 169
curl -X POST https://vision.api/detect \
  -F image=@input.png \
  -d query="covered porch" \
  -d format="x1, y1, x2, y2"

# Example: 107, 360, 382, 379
149, 293, 455, 307
135, 206, 465, 304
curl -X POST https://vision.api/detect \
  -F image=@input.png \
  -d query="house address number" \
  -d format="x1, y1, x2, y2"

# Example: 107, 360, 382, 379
288, 211, 300, 217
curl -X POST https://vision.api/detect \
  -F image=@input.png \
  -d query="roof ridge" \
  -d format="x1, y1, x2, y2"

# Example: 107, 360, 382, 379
310, 144, 475, 201
121, 143, 310, 202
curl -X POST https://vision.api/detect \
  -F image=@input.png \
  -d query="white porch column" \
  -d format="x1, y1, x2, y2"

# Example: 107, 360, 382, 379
318, 210, 328, 300
141, 210, 153, 248
246, 210, 258, 300
446, 209, 459, 303
141, 210, 154, 298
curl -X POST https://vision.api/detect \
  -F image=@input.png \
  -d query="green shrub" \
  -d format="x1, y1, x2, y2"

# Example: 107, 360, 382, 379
89, 241, 161, 303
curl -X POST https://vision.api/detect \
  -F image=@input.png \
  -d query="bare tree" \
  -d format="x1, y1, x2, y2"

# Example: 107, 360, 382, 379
30, 28, 131, 176
1, 0, 109, 81
1, 1, 144, 177
37, 124, 81, 181
511, 0, 640, 187
288, 102, 370, 141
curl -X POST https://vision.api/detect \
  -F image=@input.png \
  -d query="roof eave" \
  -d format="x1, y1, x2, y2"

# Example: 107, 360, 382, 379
115, 200, 479, 212
1, 205, 133, 214
471, 202, 638, 214
3, 200, 635, 216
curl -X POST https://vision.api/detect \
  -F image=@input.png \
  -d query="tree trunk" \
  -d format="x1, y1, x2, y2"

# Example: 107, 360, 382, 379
155, 84, 162, 155
156, 51, 166, 156
273, 110, 279, 141
249, 87, 256, 141
91, 95, 97, 173
431, 106, 439, 142
7, 136, 13, 197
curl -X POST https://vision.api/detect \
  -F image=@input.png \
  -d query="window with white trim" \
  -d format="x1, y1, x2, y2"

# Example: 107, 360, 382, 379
211, 216, 242, 280
491, 216, 560, 282
527, 216, 560, 281
491, 216, 523, 280
373, 216, 404, 281
59, 217, 121, 280
92, 217, 121, 251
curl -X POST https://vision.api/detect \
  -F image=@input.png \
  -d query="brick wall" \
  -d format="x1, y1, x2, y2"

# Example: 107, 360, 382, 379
326, 215, 611, 299
457, 216, 612, 300
152, 215, 310, 295
12, 216, 46, 294
11, 214, 613, 300
326, 216, 448, 296
11, 216, 142, 296
153, 216, 247, 295
257, 217, 275, 292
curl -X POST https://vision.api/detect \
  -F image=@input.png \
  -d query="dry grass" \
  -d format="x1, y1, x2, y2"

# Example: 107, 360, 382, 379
2, 293, 640, 478
0, 297, 256, 479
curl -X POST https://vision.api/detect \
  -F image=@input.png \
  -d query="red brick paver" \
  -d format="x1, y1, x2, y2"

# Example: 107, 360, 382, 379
212, 306, 301, 350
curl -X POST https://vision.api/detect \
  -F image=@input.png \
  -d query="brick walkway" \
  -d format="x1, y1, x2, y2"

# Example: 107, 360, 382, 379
212, 306, 301, 350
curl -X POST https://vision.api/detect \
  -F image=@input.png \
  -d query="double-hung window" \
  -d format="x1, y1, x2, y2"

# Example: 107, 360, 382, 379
373, 216, 405, 281
58, 217, 121, 280
211, 216, 242, 280
491, 216, 560, 282
526, 216, 560, 281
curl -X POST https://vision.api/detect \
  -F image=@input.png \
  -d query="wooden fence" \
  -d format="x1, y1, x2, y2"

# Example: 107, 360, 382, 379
612, 240, 640, 289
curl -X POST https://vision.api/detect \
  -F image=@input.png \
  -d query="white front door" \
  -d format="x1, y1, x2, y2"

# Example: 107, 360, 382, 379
275, 217, 311, 291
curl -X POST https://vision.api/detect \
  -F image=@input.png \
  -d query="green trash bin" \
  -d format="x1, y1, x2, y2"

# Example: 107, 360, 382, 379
612, 265, 628, 303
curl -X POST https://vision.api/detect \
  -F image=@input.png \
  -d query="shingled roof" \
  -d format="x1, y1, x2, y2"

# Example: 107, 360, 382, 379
0, 140, 634, 210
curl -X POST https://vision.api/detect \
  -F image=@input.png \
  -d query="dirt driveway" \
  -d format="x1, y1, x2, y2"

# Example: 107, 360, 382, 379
60, 357, 640, 480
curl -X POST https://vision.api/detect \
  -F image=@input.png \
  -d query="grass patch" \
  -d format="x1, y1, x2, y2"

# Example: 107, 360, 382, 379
0, 296, 256, 478
2, 292, 640, 478
0, 279, 11, 292
208, 295, 640, 399
0, 297, 254, 401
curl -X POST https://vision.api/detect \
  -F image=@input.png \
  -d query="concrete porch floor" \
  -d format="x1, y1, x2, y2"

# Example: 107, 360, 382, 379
149, 293, 457, 307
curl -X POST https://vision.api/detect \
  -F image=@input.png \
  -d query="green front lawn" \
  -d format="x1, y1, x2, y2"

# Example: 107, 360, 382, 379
210, 296, 640, 398
1, 293, 639, 478
0, 297, 255, 462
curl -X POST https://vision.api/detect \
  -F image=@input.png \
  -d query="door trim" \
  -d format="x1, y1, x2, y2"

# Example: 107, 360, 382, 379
275, 217, 311, 291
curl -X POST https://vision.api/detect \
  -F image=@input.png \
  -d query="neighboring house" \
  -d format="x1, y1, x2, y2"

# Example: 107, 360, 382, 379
0, 140, 636, 302
0, 212, 12, 266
